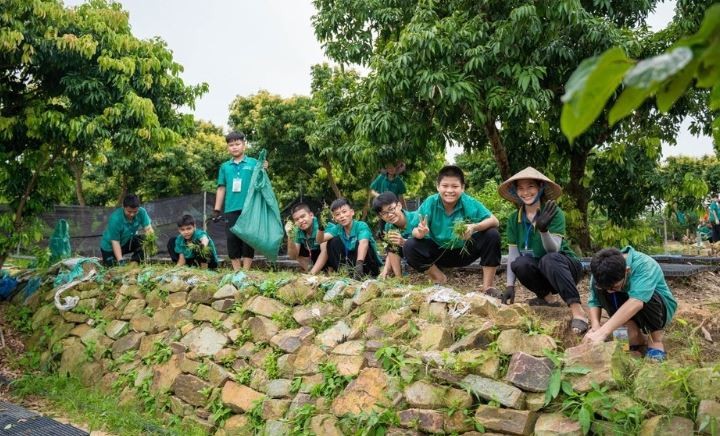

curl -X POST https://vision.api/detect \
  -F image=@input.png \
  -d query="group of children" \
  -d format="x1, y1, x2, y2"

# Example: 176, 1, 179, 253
99, 131, 678, 361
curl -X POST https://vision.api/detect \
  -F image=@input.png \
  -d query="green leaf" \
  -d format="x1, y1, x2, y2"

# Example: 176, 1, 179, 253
578, 406, 592, 434
656, 56, 699, 112
561, 47, 633, 142
545, 370, 561, 404
710, 82, 720, 111
624, 47, 693, 89
563, 366, 591, 375
608, 85, 656, 125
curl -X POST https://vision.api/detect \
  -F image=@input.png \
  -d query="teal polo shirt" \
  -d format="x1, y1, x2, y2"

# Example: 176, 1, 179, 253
710, 201, 720, 223
370, 174, 406, 196
384, 210, 420, 239
174, 229, 218, 262
326, 220, 382, 264
416, 193, 492, 249
294, 216, 320, 251
100, 207, 151, 251
505, 205, 578, 260
588, 246, 677, 326
217, 156, 259, 213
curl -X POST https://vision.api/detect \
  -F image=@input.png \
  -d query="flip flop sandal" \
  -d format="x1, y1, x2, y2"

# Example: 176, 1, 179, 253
484, 287, 502, 299
570, 318, 589, 335
527, 297, 563, 307
645, 348, 667, 362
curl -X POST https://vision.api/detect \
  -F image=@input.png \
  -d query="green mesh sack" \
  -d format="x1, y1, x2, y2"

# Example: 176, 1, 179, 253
49, 219, 72, 262
230, 149, 283, 261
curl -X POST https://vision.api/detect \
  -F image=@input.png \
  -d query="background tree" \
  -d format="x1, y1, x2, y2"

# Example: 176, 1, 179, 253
312, 0, 709, 251
0, 0, 205, 268
81, 120, 226, 205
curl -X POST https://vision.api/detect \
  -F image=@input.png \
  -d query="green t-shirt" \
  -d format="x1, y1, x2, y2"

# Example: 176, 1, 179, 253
217, 156, 259, 213
293, 217, 320, 252
416, 193, 492, 249
588, 246, 677, 326
100, 207, 151, 251
326, 220, 382, 264
384, 210, 420, 239
710, 201, 720, 223
370, 174, 406, 196
505, 205, 578, 260
174, 229, 218, 262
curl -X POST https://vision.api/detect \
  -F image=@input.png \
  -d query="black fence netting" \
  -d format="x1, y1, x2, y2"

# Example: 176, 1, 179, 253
25, 193, 417, 258
37, 193, 227, 257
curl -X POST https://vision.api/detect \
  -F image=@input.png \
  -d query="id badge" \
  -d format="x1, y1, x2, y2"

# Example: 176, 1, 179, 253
232, 177, 242, 192
520, 249, 534, 257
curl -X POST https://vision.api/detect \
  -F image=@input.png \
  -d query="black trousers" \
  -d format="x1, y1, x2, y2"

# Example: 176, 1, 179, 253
712, 224, 720, 243
594, 289, 667, 333
100, 235, 145, 266
404, 228, 502, 272
225, 210, 255, 260
167, 238, 218, 270
326, 237, 380, 277
510, 252, 583, 306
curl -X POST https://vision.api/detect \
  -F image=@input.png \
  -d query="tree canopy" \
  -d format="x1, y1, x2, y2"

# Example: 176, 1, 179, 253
0, 0, 206, 267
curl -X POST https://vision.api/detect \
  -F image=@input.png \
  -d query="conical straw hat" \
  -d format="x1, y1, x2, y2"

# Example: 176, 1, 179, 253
498, 167, 562, 204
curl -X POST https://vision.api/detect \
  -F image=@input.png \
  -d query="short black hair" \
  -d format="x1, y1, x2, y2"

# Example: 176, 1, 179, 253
226, 131, 246, 143
437, 165, 465, 186
123, 194, 140, 208
372, 192, 399, 213
177, 214, 195, 227
590, 248, 627, 289
291, 203, 312, 215
330, 198, 351, 212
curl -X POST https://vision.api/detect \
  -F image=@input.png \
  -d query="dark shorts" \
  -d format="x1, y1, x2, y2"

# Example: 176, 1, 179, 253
100, 235, 145, 266
225, 210, 255, 260
298, 244, 321, 263
596, 290, 667, 333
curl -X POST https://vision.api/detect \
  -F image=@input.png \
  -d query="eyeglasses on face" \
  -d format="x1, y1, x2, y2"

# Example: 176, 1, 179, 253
379, 203, 400, 218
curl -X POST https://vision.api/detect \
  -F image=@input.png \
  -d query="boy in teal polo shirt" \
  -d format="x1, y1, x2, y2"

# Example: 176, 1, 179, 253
100, 194, 154, 266
370, 162, 407, 208
213, 131, 263, 271
405, 165, 501, 294
372, 192, 419, 279
167, 214, 218, 269
285, 203, 328, 274
710, 194, 720, 242
318, 198, 381, 279
498, 167, 589, 335
585, 247, 678, 361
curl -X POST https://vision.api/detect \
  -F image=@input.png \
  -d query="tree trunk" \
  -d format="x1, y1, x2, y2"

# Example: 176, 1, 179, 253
564, 149, 592, 254
323, 160, 342, 199
69, 160, 86, 206
117, 175, 128, 206
484, 118, 511, 180
0, 158, 47, 269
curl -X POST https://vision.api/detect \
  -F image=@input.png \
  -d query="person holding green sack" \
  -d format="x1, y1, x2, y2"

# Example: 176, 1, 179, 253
229, 148, 283, 263
213, 131, 268, 270
498, 167, 589, 335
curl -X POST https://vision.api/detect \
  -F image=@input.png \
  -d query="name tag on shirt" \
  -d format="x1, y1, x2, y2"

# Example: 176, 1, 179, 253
232, 177, 242, 192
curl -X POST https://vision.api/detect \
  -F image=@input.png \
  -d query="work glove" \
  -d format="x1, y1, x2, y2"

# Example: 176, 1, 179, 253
211, 209, 222, 222
501, 285, 515, 305
353, 260, 365, 280
535, 200, 558, 233
284, 221, 295, 234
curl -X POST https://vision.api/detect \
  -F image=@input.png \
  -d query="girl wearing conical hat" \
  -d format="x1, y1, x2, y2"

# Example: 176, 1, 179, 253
498, 167, 589, 335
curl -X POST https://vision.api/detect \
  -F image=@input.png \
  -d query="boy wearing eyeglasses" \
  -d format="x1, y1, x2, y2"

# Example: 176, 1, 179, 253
372, 192, 420, 279
585, 247, 677, 361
